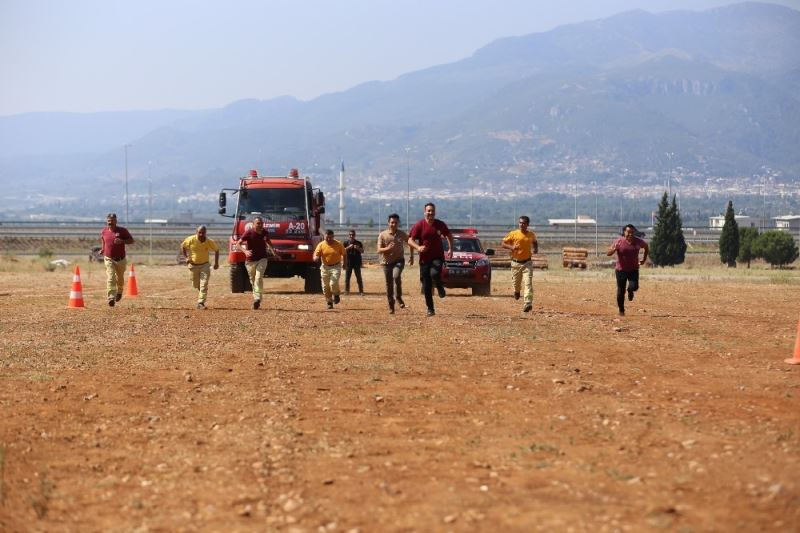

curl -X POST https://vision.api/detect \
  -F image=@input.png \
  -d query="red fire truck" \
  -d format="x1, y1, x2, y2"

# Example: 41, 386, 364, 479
218, 169, 326, 293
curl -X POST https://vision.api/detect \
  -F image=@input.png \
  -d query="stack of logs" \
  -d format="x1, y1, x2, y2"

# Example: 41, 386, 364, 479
490, 253, 549, 269
562, 247, 588, 269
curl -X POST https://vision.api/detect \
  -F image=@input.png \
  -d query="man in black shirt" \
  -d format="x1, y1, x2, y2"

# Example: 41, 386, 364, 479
344, 229, 364, 295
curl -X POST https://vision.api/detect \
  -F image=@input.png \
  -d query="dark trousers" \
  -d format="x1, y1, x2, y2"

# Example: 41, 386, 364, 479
419, 259, 444, 311
615, 270, 640, 312
383, 259, 405, 305
345, 264, 363, 292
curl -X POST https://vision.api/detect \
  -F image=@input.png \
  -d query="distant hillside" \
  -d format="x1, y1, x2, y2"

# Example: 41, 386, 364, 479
0, 109, 201, 157
1, 1, 798, 213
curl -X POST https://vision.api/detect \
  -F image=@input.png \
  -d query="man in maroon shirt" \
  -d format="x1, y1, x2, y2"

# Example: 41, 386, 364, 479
607, 224, 649, 316
408, 203, 453, 317
236, 216, 276, 310
100, 213, 134, 307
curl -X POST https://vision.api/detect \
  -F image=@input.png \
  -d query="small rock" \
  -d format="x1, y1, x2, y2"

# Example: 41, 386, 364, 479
283, 498, 302, 512
237, 504, 252, 517
443, 514, 457, 524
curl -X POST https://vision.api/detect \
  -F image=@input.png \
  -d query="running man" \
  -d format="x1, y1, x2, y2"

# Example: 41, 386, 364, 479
607, 224, 649, 316
408, 203, 453, 317
180, 225, 220, 309
377, 213, 414, 314
502, 215, 538, 313
100, 213, 134, 307
236, 216, 277, 310
314, 229, 347, 310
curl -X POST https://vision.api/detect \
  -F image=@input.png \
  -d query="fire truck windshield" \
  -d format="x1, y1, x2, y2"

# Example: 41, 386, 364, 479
239, 188, 308, 221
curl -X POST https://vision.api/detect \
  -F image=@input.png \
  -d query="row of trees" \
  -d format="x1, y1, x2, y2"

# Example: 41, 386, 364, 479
719, 200, 799, 268
648, 193, 798, 268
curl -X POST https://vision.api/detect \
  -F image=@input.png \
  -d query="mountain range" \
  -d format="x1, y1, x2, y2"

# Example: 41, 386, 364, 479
1, 1, 799, 215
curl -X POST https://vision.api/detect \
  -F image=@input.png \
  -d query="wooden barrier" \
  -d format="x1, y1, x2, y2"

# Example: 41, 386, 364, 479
490, 253, 549, 269
562, 247, 588, 269
531, 254, 549, 269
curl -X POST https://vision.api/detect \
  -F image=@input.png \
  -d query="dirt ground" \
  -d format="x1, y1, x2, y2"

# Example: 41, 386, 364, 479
1, 259, 799, 532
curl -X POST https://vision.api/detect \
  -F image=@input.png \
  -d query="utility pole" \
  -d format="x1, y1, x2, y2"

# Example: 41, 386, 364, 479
405, 147, 411, 230
338, 160, 346, 226
665, 152, 674, 199
593, 181, 598, 256
574, 181, 578, 244
469, 185, 474, 226
123, 144, 132, 224
148, 161, 153, 263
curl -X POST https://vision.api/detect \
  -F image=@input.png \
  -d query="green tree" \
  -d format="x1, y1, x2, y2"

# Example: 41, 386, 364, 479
649, 193, 670, 266
738, 227, 759, 268
718, 201, 739, 267
650, 193, 686, 267
754, 231, 799, 268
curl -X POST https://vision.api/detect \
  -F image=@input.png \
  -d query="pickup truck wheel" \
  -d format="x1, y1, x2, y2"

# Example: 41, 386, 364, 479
472, 283, 491, 296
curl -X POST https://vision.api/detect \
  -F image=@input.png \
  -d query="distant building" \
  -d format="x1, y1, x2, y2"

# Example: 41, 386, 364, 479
773, 215, 800, 231
708, 214, 764, 230
548, 216, 597, 227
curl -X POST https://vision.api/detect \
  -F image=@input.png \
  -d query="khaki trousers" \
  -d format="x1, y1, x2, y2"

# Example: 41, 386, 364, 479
321, 263, 342, 303
246, 258, 269, 301
104, 257, 127, 299
511, 260, 533, 304
188, 262, 212, 303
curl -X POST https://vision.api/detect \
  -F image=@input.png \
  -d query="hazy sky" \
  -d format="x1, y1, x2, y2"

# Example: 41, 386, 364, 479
2, 0, 799, 116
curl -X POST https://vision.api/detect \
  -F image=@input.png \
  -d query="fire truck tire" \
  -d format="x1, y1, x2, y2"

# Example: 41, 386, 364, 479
472, 282, 491, 296
304, 265, 322, 293
230, 263, 252, 293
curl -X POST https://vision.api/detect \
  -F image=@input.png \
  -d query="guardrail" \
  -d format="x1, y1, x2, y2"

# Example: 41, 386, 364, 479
1, 221, 730, 261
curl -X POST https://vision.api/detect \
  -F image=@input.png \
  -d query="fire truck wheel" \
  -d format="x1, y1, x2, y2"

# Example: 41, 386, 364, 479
304, 265, 322, 294
230, 263, 252, 293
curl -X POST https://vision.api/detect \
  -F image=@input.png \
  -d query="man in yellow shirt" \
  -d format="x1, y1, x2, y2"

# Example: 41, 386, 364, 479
181, 225, 220, 309
502, 215, 538, 313
313, 229, 347, 310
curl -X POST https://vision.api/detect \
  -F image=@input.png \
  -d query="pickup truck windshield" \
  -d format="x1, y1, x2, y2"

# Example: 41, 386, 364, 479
239, 188, 307, 222
443, 238, 481, 253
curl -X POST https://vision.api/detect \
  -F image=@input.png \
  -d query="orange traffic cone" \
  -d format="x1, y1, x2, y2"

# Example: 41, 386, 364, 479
785, 317, 800, 365
67, 265, 85, 308
126, 263, 139, 297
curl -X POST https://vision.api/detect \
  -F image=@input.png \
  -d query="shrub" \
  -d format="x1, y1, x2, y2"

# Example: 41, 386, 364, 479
738, 227, 759, 268
754, 231, 799, 268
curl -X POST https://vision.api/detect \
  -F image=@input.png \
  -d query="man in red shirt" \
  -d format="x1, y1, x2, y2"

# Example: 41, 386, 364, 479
100, 213, 134, 307
408, 203, 453, 317
607, 224, 649, 316
236, 216, 277, 310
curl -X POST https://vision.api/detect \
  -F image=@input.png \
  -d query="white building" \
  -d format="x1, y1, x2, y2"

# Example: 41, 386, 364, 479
773, 215, 800, 231
708, 214, 764, 230
548, 216, 597, 227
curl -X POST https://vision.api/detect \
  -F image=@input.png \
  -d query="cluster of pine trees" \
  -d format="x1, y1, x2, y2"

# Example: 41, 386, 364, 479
718, 201, 799, 268
648, 194, 798, 268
